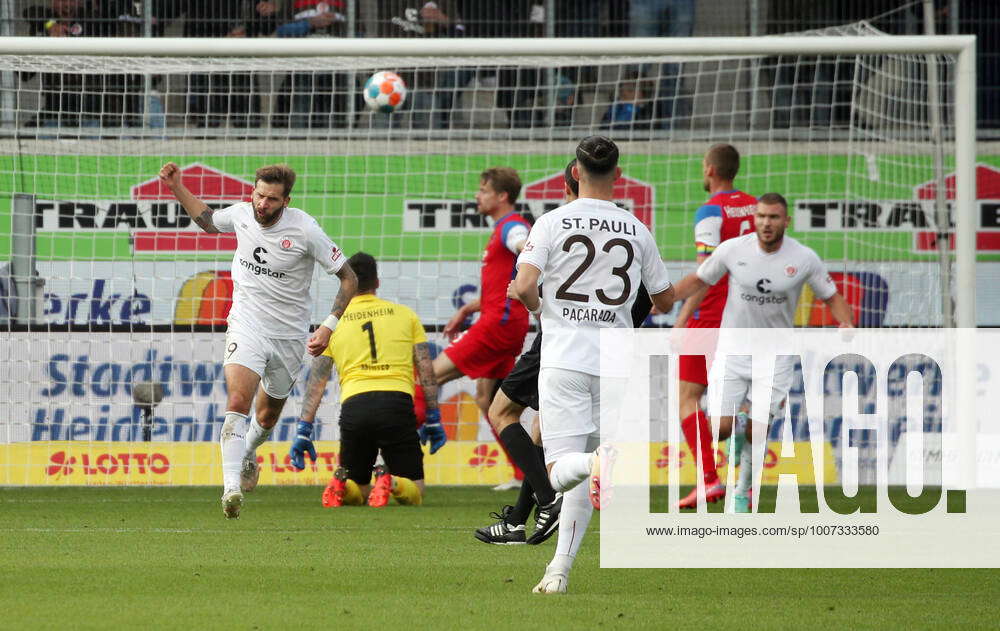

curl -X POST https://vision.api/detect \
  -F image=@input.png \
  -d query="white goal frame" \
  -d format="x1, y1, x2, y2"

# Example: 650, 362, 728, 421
0, 34, 976, 330
0, 34, 979, 486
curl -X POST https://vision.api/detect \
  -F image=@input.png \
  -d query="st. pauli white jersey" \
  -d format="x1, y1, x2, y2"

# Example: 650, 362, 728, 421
214, 202, 346, 339
518, 197, 671, 376
696, 233, 836, 329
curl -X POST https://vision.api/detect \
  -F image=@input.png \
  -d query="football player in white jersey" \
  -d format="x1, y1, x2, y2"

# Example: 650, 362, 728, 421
510, 136, 675, 594
672, 192, 853, 511
159, 162, 358, 518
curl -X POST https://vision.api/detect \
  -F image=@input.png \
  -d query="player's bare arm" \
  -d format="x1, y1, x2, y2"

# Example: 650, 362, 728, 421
672, 273, 710, 302
824, 292, 855, 328
158, 162, 218, 234
413, 342, 439, 412
463, 298, 482, 312
299, 355, 334, 423
509, 263, 541, 312
673, 253, 711, 325
329, 263, 358, 320
443, 297, 481, 340
307, 263, 358, 356
650, 285, 676, 315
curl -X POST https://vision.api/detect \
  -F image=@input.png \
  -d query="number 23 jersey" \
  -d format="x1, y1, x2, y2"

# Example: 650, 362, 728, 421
518, 198, 671, 376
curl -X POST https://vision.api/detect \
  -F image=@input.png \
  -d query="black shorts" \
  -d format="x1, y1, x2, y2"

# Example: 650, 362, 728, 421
499, 333, 541, 411
339, 391, 424, 485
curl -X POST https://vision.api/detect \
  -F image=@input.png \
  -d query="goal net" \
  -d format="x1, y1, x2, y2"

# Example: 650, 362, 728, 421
0, 24, 978, 486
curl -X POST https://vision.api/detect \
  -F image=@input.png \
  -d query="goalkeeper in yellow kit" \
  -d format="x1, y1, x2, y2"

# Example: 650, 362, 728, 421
293, 252, 446, 507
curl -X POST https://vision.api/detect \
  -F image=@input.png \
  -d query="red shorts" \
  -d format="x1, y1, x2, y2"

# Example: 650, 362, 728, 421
443, 318, 529, 380
678, 319, 720, 387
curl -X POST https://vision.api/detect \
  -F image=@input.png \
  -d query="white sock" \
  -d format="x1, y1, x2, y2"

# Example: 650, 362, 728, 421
736, 438, 753, 494
220, 411, 248, 492
549, 452, 593, 493
244, 418, 272, 457
550, 482, 593, 574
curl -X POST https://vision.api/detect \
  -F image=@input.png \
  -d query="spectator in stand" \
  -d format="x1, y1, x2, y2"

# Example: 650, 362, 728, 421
91, 0, 156, 127
630, 0, 695, 129
166, 1, 261, 128
600, 77, 652, 131
460, 1, 539, 128
936, 0, 998, 129
379, 1, 466, 129
552, 1, 600, 116
22, 0, 105, 128
269, 1, 349, 129
555, 0, 599, 38
604, 0, 630, 37
244, 1, 344, 38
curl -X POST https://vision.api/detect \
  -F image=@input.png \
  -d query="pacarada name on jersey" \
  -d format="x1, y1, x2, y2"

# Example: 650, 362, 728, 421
562, 306, 617, 323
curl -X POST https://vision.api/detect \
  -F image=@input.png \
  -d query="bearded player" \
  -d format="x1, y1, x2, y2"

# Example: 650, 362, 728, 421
159, 162, 358, 519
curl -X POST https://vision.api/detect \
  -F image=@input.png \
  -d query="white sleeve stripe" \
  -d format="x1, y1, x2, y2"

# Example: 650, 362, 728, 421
504, 223, 529, 253
648, 280, 672, 295
694, 216, 722, 247
817, 288, 836, 300
326, 254, 345, 274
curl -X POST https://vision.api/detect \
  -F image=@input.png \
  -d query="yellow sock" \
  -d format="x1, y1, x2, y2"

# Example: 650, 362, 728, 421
342, 479, 365, 506
390, 476, 422, 506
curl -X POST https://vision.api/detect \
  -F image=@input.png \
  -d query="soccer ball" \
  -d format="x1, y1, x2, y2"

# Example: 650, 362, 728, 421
363, 71, 407, 114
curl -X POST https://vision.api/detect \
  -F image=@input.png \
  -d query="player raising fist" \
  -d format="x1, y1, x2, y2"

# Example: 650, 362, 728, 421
158, 162, 357, 519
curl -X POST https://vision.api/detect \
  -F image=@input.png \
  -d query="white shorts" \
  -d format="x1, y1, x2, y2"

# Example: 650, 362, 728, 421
538, 367, 601, 443
544, 433, 601, 466
224, 327, 306, 399
707, 355, 793, 420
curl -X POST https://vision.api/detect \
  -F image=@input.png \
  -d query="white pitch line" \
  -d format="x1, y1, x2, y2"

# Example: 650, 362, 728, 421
0, 525, 481, 534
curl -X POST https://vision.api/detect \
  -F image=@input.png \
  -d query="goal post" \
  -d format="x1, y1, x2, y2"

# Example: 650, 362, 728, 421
0, 32, 978, 326
0, 30, 979, 486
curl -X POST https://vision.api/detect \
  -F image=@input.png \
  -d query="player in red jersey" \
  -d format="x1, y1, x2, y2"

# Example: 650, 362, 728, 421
675, 144, 758, 509
433, 167, 532, 486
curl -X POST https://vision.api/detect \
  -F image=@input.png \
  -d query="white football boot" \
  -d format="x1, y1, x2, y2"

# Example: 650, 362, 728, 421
240, 456, 260, 493
222, 488, 243, 519
532, 564, 569, 594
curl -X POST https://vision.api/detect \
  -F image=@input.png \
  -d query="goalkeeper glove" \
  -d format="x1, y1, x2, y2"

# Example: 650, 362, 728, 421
418, 408, 447, 455
289, 420, 317, 471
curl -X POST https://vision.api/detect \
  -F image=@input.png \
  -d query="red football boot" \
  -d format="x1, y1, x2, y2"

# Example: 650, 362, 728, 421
322, 467, 349, 508
368, 465, 392, 508
676, 481, 726, 510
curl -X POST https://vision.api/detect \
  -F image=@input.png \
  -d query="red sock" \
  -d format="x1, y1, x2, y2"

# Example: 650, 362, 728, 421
489, 421, 525, 480
681, 410, 718, 485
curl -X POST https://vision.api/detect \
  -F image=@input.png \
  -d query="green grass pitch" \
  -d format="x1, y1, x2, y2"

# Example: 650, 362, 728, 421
1, 486, 996, 630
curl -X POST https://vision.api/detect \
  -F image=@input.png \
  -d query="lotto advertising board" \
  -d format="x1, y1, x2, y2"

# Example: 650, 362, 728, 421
0, 440, 837, 487
5, 330, 996, 487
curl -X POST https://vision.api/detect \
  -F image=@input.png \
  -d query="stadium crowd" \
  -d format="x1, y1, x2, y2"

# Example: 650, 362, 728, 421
11, 0, 1000, 131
